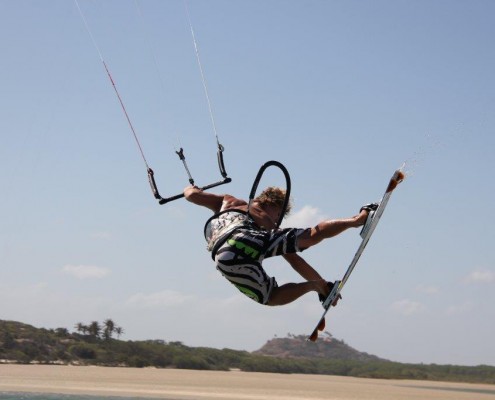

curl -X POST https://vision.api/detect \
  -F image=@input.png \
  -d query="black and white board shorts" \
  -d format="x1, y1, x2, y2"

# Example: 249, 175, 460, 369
214, 226, 309, 304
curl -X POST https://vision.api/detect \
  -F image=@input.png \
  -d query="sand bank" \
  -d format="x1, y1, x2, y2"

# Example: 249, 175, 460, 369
0, 364, 493, 400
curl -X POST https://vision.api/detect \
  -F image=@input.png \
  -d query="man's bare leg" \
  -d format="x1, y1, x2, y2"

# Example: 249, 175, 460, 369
283, 253, 324, 281
297, 209, 369, 250
266, 280, 329, 306
265, 209, 371, 306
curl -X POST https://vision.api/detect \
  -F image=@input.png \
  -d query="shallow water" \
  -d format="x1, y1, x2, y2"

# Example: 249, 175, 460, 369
0, 395, 142, 400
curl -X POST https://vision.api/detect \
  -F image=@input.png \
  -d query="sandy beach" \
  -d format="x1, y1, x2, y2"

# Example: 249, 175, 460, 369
0, 365, 494, 400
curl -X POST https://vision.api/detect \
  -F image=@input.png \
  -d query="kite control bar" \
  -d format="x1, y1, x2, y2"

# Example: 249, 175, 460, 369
247, 160, 291, 229
75, 0, 232, 208
148, 144, 231, 205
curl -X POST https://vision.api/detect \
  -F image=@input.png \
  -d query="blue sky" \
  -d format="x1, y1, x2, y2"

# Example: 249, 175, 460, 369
1, 0, 494, 366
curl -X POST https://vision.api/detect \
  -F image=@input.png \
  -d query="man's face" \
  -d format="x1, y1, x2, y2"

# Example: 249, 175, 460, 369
263, 204, 283, 223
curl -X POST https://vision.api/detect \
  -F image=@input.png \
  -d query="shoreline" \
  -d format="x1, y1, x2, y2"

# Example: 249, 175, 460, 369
1, 365, 495, 400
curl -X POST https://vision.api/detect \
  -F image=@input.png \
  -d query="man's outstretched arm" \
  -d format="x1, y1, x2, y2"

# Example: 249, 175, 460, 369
184, 186, 225, 213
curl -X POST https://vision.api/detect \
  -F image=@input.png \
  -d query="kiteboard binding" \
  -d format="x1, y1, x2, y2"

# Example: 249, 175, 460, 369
308, 168, 405, 342
359, 203, 379, 238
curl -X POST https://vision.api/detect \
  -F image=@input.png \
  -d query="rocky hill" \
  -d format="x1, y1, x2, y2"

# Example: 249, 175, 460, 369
255, 332, 386, 362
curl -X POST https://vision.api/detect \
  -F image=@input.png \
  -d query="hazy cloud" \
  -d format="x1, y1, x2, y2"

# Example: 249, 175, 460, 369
61, 264, 110, 279
126, 290, 193, 308
415, 284, 439, 294
464, 269, 495, 284
283, 205, 327, 228
90, 231, 112, 240
446, 301, 473, 316
390, 299, 423, 316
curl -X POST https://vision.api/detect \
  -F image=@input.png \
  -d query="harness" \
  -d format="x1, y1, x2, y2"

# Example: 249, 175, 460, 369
204, 161, 292, 258
204, 210, 255, 257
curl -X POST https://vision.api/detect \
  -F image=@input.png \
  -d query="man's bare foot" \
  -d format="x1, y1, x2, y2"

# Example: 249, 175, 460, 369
316, 280, 342, 306
355, 210, 369, 226
314, 279, 330, 298
356, 203, 379, 226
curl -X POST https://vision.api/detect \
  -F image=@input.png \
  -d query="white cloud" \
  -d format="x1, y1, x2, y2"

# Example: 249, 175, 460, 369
446, 301, 473, 316
90, 231, 112, 240
282, 205, 328, 228
126, 290, 193, 308
61, 264, 110, 279
415, 284, 439, 294
390, 299, 423, 316
464, 269, 495, 284
0, 282, 48, 297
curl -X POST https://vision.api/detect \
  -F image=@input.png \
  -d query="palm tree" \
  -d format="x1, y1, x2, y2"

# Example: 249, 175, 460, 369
75, 322, 88, 335
114, 326, 124, 339
103, 319, 115, 340
88, 321, 101, 339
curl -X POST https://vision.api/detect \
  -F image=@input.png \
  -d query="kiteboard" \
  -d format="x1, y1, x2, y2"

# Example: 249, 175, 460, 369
308, 168, 405, 342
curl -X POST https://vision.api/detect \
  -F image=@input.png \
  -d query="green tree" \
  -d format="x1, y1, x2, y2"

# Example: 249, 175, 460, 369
2, 330, 15, 349
88, 321, 101, 339
103, 319, 115, 340
55, 327, 69, 337
75, 322, 88, 335
114, 326, 124, 339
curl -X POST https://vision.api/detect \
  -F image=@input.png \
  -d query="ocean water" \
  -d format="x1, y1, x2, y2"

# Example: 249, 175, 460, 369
0, 394, 147, 400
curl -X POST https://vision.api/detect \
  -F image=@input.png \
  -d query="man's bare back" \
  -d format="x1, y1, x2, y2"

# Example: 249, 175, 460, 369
220, 195, 280, 231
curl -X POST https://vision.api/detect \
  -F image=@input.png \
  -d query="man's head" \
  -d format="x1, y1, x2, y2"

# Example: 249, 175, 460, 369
255, 187, 292, 217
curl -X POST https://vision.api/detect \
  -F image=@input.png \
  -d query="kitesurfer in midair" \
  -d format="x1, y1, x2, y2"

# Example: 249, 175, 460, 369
184, 185, 376, 306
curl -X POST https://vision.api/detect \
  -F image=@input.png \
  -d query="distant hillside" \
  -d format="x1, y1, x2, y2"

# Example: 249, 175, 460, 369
2, 319, 495, 384
1, 321, 381, 365
255, 332, 386, 362
0, 319, 248, 369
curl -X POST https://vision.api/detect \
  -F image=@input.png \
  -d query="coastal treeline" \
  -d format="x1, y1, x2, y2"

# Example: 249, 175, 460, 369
74, 319, 124, 340
1, 320, 494, 384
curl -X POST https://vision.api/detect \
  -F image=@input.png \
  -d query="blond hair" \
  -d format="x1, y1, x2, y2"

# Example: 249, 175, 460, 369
255, 187, 292, 216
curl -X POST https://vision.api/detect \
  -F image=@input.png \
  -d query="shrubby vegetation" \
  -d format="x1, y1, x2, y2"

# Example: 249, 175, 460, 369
1, 320, 494, 384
